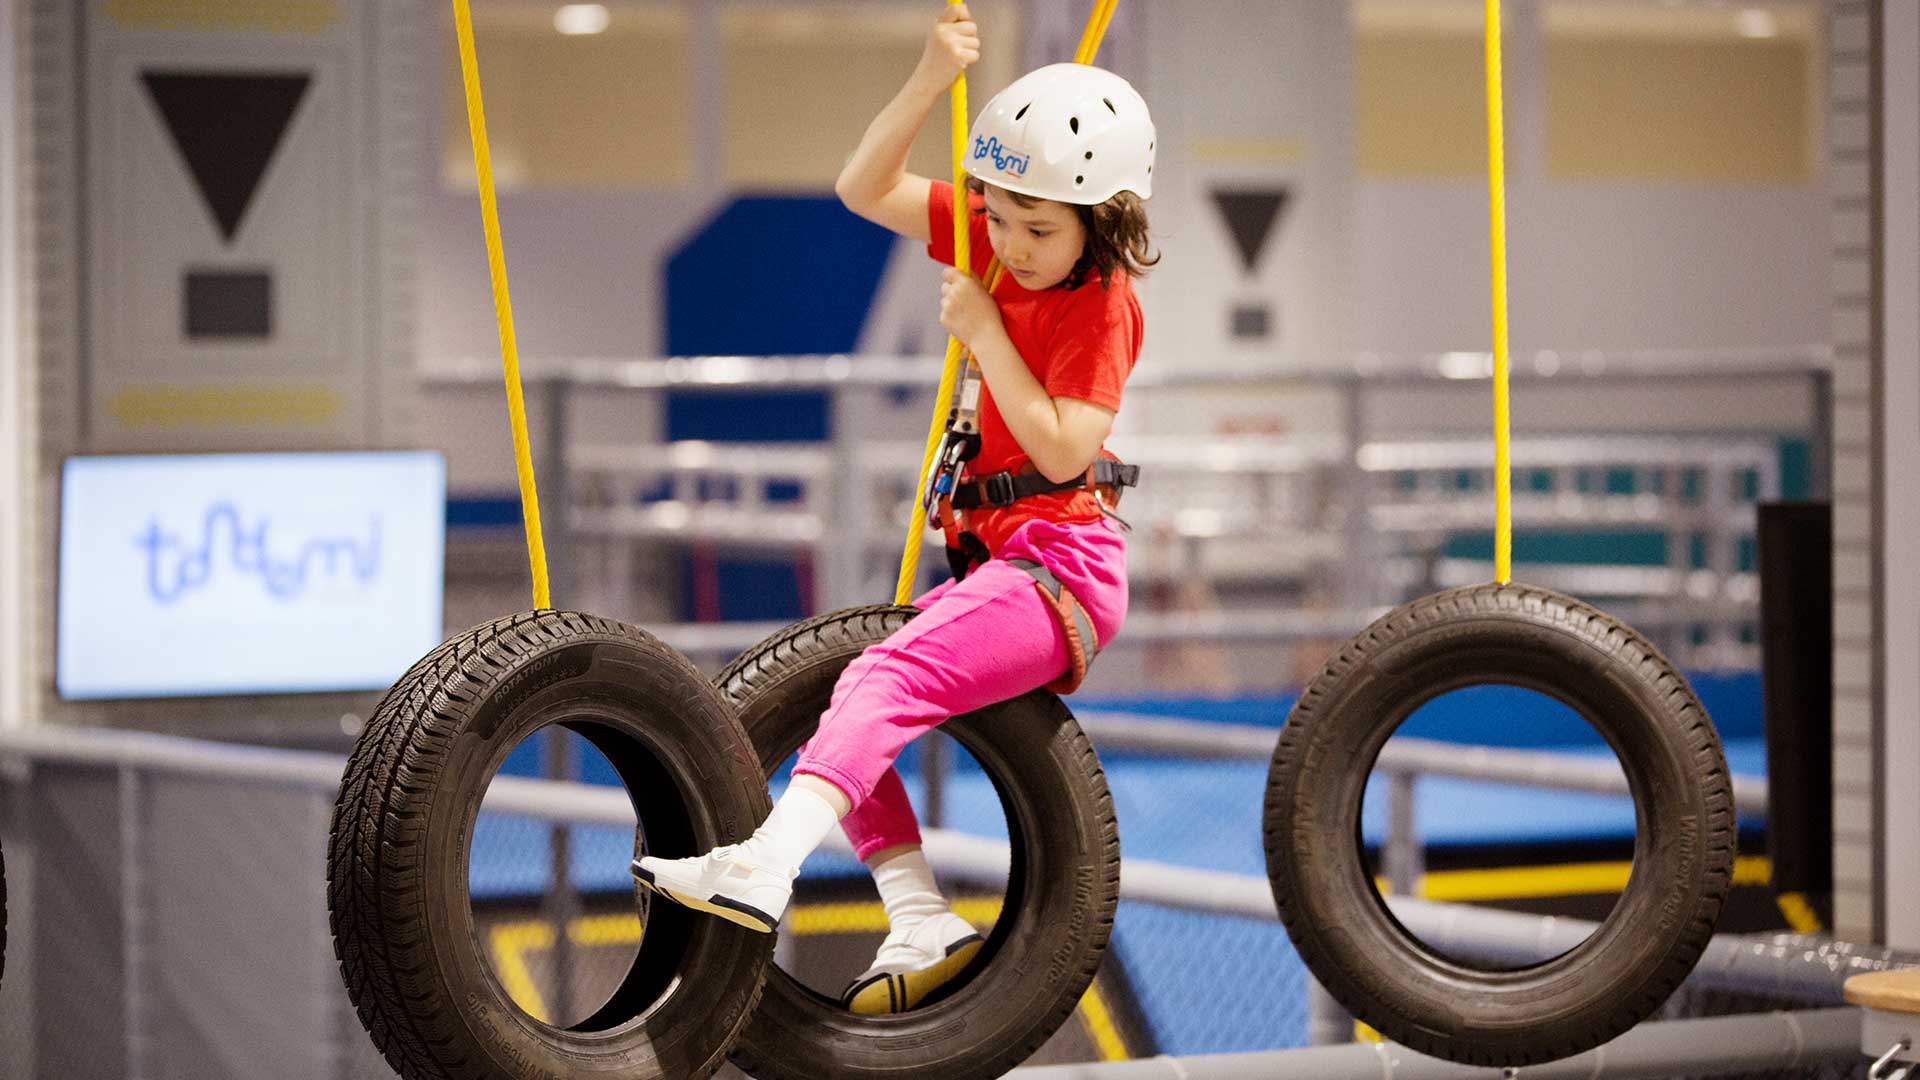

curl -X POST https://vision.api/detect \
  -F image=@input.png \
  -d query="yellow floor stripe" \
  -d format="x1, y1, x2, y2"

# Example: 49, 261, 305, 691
488, 896, 1132, 1058
568, 911, 643, 947
489, 922, 556, 1022
490, 854, 1778, 1032
1078, 983, 1130, 1061
1776, 891, 1824, 934
1394, 854, 1772, 903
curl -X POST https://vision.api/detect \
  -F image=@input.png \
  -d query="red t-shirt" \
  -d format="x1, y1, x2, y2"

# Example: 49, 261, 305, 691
925, 180, 1141, 554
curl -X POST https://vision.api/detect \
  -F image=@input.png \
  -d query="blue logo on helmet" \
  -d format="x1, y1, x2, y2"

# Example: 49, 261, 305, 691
972, 136, 1030, 177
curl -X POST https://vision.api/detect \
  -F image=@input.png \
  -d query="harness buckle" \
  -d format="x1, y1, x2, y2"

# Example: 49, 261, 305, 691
984, 471, 1019, 507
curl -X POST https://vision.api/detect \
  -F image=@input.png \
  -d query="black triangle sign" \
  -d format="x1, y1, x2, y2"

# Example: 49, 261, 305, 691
142, 71, 312, 244
1209, 186, 1290, 276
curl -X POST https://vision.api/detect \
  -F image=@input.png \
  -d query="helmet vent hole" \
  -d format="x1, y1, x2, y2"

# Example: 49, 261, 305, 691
1103, 97, 1116, 114
1069, 116, 1079, 134
1015, 102, 1030, 121
1085, 151, 1094, 160
1075, 175, 1085, 185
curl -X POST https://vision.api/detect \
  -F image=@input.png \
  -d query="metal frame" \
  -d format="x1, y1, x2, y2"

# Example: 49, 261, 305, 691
1, 724, 1911, 1077
0, 726, 1889, 1004
426, 347, 1827, 676
1007, 1008, 1863, 1078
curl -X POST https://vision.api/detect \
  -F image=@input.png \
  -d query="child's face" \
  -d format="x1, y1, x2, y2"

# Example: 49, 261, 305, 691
982, 185, 1088, 290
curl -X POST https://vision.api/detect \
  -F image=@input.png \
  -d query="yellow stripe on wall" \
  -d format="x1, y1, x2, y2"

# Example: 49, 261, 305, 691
107, 384, 345, 427
101, 0, 341, 32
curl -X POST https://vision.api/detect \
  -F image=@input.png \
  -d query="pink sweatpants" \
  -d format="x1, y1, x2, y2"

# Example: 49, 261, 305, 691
792, 516, 1128, 861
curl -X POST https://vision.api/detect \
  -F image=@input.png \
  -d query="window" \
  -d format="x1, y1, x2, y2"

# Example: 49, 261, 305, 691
441, 3, 691, 189
1353, 0, 1485, 179
439, 1, 1024, 191
1353, 1, 1823, 184
721, 2, 1023, 188
1543, 2, 1821, 183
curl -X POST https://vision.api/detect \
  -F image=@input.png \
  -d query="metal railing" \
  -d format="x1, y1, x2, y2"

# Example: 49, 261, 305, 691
1008, 1009, 1865, 1079
425, 347, 1828, 675
0, 725, 1903, 1080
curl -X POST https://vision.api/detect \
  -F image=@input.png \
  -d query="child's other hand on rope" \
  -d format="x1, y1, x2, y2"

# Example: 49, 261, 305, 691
911, 4, 980, 94
939, 267, 1003, 351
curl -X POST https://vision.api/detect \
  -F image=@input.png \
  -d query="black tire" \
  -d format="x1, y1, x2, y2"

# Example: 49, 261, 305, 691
718, 605, 1120, 1080
328, 609, 774, 1080
1264, 583, 1735, 1066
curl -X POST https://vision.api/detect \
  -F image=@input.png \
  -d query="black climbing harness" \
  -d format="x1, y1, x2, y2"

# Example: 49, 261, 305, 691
924, 379, 1139, 695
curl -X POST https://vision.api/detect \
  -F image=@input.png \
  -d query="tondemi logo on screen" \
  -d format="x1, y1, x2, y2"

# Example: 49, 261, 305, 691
136, 502, 382, 604
972, 135, 1030, 177
57, 452, 444, 700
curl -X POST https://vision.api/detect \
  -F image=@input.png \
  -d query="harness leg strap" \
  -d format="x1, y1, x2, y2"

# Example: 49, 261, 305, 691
1007, 558, 1099, 694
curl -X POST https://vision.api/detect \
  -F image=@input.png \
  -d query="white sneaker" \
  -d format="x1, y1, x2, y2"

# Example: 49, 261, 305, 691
841, 911, 985, 1014
631, 845, 794, 934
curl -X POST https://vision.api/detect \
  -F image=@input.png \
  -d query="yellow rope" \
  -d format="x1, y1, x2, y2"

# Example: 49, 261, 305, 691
1485, 0, 1513, 585
453, 0, 551, 609
1077, 0, 1119, 64
895, 0, 1117, 603
895, 0, 973, 604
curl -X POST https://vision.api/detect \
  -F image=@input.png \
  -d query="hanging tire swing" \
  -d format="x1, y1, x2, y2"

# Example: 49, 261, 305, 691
1263, 584, 1735, 1065
716, 606, 1119, 1080
329, 9, 776, 1077
1263, 2, 1734, 1067
328, 611, 775, 1079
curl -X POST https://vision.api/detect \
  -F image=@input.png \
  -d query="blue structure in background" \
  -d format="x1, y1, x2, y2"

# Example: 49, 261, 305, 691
664, 194, 895, 360
661, 194, 897, 621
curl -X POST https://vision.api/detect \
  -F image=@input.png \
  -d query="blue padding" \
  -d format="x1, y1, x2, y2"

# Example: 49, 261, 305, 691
446, 495, 523, 529
1112, 905, 1308, 1055
679, 553, 807, 623
664, 194, 894, 357
1080, 672, 1763, 744
1442, 530, 1670, 566
665, 390, 829, 443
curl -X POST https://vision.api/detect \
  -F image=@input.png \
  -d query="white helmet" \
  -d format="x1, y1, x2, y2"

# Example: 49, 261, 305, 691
964, 63, 1155, 205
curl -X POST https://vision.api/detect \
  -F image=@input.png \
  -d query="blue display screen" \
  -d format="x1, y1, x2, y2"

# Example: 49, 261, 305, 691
57, 451, 447, 700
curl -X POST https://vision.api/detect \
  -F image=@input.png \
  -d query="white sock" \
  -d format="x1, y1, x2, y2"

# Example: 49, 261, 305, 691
739, 785, 843, 876
870, 847, 950, 935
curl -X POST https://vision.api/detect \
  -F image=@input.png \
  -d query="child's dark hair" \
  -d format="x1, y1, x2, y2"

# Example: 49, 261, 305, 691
968, 176, 1158, 290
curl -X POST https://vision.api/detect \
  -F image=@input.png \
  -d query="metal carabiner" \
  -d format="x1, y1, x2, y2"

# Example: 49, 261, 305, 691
921, 432, 952, 512
921, 428, 972, 513
1871, 1038, 1914, 1080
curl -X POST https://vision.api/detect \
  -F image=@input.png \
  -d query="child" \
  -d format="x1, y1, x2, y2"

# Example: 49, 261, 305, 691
635, 3, 1155, 1014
